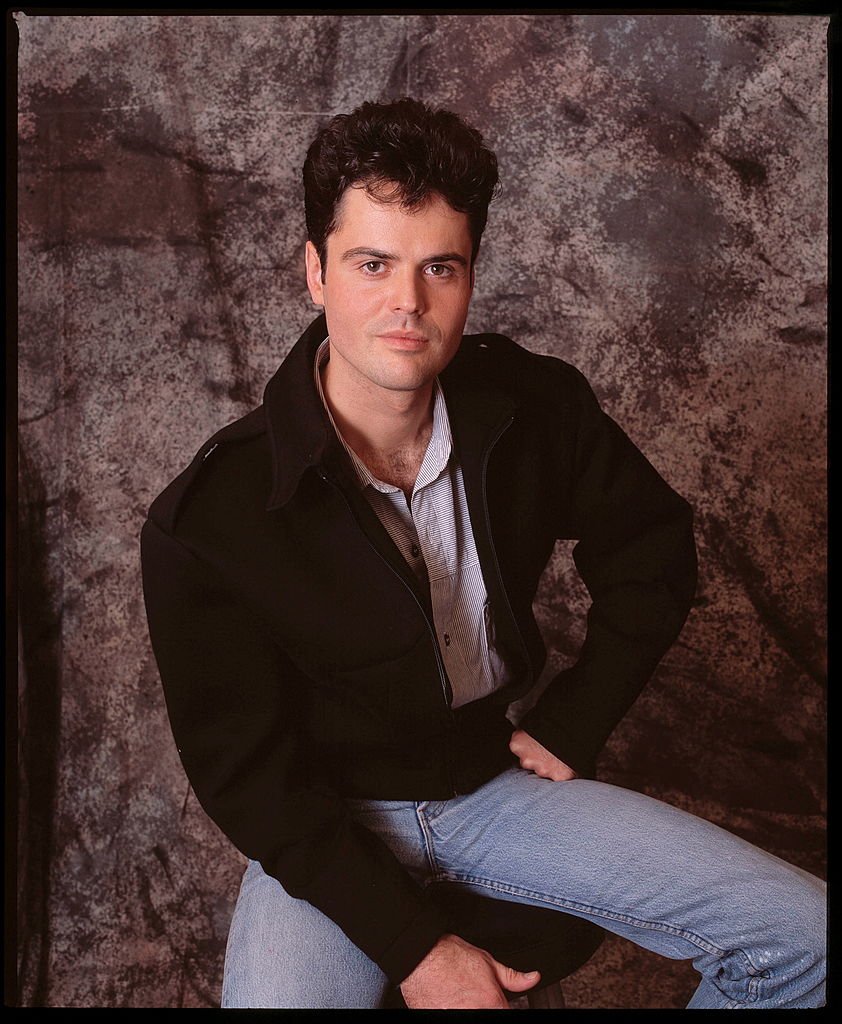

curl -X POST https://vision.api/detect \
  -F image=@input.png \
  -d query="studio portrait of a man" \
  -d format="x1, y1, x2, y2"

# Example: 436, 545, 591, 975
14, 12, 828, 1009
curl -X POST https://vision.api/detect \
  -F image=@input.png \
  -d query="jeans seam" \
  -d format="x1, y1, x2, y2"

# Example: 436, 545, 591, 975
221, 874, 250, 1006
440, 871, 732, 957
414, 803, 442, 877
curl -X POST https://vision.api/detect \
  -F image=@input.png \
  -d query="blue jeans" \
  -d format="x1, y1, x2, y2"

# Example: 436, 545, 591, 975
221, 766, 826, 1008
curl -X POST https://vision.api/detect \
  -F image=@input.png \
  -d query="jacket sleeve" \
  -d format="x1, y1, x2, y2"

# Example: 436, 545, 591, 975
140, 516, 447, 983
518, 366, 698, 776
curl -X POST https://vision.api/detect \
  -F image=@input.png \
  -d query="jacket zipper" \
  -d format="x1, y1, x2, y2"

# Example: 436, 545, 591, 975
317, 470, 458, 793
480, 415, 534, 694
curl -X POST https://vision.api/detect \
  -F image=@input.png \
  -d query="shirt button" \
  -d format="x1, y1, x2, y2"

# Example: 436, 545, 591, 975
443, 633, 451, 646
411, 544, 420, 558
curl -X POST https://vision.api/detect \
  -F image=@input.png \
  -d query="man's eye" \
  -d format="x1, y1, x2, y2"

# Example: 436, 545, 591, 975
362, 261, 385, 274
426, 264, 452, 277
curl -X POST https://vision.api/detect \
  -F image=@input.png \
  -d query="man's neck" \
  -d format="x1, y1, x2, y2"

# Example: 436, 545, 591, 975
321, 352, 434, 461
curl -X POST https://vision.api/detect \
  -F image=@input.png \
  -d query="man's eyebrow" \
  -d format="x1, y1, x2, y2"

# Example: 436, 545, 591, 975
340, 247, 468, 267
425, 252, 469, 267
341, 247, 395, 262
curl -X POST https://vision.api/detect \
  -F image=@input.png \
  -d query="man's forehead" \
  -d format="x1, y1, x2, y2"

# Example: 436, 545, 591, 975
331, 183, 466, 233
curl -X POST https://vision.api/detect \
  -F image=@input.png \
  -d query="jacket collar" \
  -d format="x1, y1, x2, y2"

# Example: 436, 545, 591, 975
263, 313, 517, 510
264, 313, 335, 510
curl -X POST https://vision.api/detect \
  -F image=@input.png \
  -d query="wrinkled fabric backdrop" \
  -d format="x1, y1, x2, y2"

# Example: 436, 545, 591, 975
16, 12, 827, 1009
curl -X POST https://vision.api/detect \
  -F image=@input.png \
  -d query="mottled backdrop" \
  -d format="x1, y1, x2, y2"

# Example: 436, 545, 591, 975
16, 13, 827, 1009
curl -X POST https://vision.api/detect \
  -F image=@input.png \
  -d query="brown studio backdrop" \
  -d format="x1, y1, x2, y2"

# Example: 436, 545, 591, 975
16, 12, 827, 1009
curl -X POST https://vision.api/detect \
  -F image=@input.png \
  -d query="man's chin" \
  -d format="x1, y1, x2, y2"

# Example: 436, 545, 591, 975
375, 375, 436, 394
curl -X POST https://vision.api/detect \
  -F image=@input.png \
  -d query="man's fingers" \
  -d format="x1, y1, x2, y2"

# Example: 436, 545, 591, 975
510, 731, 577, 782
515, 758, 576, 782
493, 960, 541, 993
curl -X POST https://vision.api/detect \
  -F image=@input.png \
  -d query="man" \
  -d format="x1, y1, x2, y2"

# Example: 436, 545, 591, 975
141, 98, 825, 1009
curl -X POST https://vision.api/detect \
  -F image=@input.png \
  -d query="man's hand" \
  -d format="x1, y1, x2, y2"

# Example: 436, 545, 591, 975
509, 729, 577, 781
399, 932, 541, 1009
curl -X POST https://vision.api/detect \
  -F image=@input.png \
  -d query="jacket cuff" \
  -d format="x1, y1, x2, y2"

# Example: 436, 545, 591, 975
516, 647, 662, 778
378, 900, 449, 984
517, 688, 598, 779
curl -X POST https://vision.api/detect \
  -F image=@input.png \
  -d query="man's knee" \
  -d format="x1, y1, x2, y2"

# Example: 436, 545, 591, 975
222, 862, 389, 1008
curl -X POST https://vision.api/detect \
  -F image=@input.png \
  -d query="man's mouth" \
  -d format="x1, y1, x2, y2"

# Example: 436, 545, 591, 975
377, 331, 429, 349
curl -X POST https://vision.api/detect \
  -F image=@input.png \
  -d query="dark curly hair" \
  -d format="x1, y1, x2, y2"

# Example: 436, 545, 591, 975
303, 97, 500, 278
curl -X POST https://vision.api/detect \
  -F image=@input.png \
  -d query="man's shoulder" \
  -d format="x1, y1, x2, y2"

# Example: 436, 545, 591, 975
146, 404, 270, 536
455, 330, 593, 400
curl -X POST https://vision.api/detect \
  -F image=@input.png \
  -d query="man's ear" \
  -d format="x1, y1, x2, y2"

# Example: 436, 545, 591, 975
305, 241, 325, 306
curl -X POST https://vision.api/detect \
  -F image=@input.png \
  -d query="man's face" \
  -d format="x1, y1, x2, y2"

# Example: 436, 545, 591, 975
305, 185, 474, 396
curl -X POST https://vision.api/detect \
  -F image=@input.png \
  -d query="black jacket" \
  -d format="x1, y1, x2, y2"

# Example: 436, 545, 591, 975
141, 313, 697, 983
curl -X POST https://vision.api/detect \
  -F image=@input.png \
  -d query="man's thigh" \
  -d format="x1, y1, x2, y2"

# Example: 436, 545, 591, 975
401, 767, 824, 982
221, 859, 389, 1009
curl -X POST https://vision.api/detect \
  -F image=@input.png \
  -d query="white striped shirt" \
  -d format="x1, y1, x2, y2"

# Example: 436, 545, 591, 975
314, 339, 512, 708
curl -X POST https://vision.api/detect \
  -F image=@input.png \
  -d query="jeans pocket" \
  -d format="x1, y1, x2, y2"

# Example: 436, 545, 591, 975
417, 799, 449, 821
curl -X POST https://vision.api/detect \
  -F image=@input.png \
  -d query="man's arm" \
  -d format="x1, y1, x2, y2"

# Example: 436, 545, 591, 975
518, 363, 698, 777
141, 517, 448, 984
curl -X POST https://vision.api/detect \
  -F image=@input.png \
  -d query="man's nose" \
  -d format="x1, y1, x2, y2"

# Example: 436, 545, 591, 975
390, 269, 425, 315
